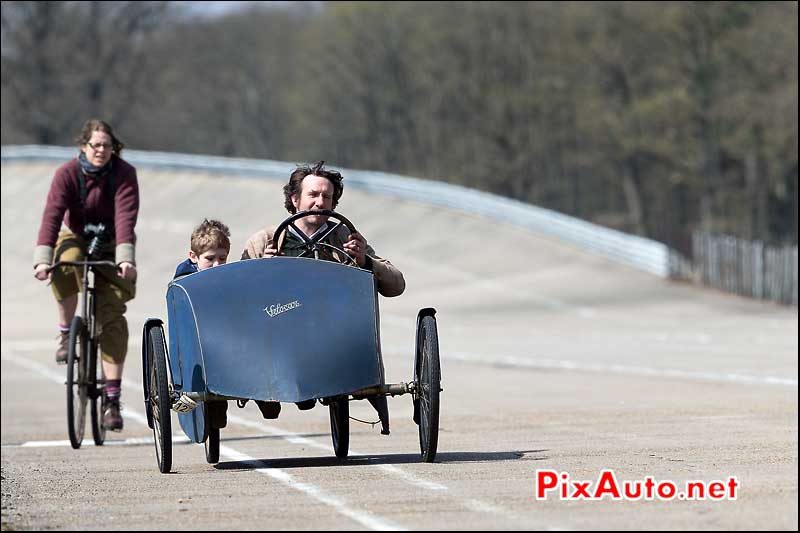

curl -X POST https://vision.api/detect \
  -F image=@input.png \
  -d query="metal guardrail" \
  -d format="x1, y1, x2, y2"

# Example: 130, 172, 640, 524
3, 144, 671, 277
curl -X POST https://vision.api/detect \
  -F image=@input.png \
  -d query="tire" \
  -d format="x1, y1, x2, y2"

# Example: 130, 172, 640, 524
205, 409, 220, 464
417, 315, 440, 462
148, 326, 172, 473
90, 341, 106, 446
66, 316, 88, 449
329, 399, 349, 458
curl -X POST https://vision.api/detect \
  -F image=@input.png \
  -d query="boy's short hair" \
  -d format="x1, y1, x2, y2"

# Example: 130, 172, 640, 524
191, 219, 231, 254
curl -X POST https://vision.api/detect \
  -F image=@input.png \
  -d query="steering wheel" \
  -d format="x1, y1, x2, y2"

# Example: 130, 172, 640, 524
272, 210, 359, 267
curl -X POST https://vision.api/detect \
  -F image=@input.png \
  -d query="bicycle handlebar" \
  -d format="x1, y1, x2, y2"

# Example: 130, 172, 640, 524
45, 260, 119, 274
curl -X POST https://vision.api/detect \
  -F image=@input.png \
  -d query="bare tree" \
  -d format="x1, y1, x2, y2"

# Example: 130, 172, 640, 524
1, 1, 171, 144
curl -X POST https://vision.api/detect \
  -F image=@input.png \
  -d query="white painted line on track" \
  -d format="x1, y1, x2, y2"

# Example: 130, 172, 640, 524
1, 348, 406, 531
3, 342, 512, 515
447, 351, 799, 387
7, 337, 794, 389
218, 445, 406, 531
3, 346, 530, 526
380, 344, 798, 388
2, 435, 191, 448
224, 413, 451, 493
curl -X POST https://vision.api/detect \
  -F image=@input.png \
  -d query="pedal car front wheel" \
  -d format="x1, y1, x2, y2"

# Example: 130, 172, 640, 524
416, 315, 441, 463
329, 398, 349, 458
204, 407, 220, 464
147, 325, 172, 473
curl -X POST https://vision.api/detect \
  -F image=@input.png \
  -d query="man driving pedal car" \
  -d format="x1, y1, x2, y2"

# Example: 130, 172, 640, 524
240, 161, 405, 433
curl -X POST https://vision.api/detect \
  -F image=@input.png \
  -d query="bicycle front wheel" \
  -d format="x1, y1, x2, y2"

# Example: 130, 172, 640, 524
66, 316, 89, 449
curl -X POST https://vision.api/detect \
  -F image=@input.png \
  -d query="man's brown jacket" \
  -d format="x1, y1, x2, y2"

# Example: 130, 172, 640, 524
241, 224, 405, 297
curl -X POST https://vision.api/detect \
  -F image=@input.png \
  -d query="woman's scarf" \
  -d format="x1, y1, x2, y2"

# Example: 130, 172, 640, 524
78, 151, 113, 178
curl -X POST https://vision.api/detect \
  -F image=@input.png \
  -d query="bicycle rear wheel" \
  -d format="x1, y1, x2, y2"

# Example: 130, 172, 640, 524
90, 341, 106, 446
66, 316, 89, 449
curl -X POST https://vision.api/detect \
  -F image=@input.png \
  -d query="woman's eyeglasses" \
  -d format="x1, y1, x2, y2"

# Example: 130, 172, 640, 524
86, 141, 112, 151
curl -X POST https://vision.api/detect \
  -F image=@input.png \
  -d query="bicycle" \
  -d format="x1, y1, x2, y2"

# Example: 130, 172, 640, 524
47, 224, 118, 449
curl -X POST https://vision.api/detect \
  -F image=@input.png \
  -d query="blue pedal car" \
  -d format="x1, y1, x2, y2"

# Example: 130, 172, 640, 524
141, 211, 441, 473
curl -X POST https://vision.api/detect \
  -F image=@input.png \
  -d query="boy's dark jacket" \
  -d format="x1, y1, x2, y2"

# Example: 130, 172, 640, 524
173, 258, 198, 279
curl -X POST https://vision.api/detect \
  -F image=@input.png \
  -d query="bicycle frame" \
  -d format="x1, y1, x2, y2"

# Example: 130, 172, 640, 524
82, 261, 100, 400
83, 260, 115, 392
48, 259, 118, 406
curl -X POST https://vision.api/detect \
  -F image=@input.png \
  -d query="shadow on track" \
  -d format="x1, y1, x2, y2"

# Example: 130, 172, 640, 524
214, 449, 548, 471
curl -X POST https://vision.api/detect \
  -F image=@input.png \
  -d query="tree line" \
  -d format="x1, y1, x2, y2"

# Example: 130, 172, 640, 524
2, 1, 797, 252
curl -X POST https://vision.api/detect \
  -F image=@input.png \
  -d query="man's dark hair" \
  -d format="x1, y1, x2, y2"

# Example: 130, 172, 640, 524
283, 161, 344, 213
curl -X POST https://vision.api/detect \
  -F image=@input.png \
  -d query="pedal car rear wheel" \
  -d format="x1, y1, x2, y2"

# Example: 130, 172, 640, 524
90, 342, 106, 446
329, 399, 349, 458
148, 326, 172, 473
66, 316, 88, 449
204, 407, 220, 464
417, 315, 440, 462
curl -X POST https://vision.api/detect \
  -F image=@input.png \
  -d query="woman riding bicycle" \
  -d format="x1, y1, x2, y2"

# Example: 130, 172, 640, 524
33, 119, 139, 431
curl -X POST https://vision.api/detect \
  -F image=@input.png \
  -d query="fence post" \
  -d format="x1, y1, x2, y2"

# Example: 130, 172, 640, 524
753, 241, 761, 299
689, 230, 796, 306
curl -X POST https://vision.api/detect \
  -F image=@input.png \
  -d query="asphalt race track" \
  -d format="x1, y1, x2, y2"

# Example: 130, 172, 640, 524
2, 161, 797, 530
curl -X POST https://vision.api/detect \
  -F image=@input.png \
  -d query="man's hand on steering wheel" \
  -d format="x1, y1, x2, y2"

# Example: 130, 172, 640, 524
343, 232, 368, 268
273, 210, 363, 268
263, 242, 280, 257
